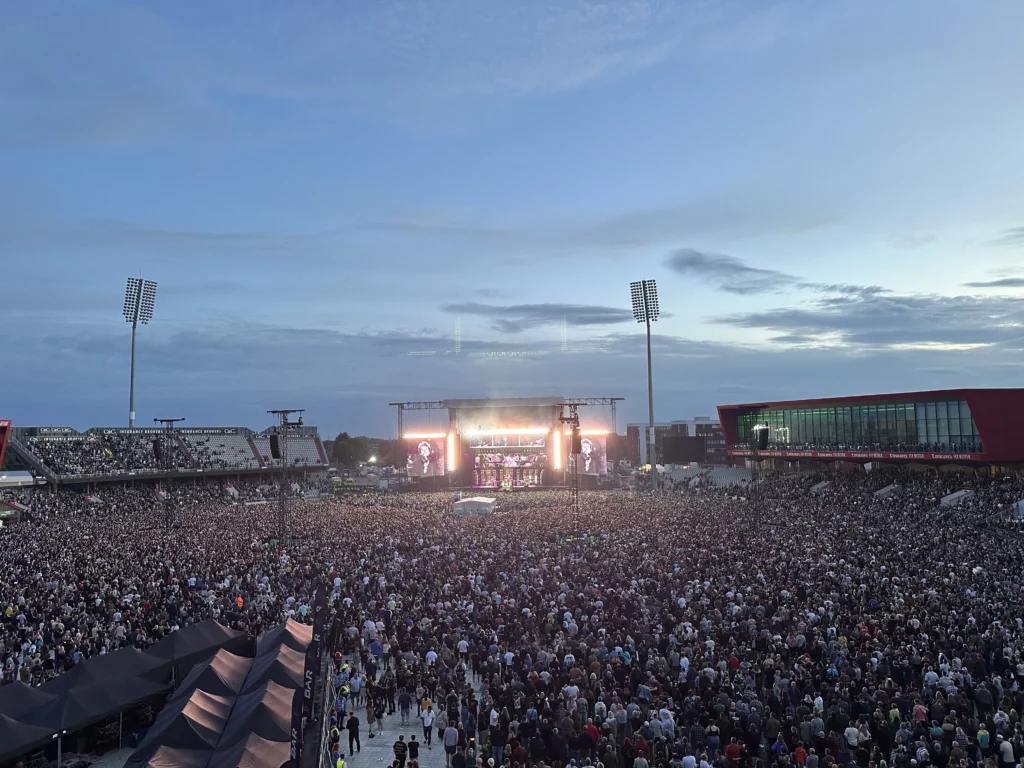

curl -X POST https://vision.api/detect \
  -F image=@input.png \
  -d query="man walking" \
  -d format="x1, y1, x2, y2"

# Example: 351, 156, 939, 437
394, 735, 409, 768
422, 705, 435, 748
409, 735, 420, 764
347, 712, 361, 755
399, 688, 413, 726
444, 722, 460, 768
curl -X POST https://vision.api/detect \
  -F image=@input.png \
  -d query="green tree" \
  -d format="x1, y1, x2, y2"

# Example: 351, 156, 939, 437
331, 432, 355, 464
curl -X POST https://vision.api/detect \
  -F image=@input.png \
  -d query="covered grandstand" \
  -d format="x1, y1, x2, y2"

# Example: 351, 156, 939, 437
6, 424, 328, 485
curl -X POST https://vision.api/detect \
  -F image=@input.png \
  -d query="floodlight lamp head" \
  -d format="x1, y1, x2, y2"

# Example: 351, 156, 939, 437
630, 281, 646, 323
629, 279, 659, 322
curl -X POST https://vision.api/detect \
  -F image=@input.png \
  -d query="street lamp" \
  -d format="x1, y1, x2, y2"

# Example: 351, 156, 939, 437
123, 278, 157, 427
630, 279, 659, 486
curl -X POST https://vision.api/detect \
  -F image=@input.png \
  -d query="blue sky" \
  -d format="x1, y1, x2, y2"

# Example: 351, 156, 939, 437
3, 0, 1024, 438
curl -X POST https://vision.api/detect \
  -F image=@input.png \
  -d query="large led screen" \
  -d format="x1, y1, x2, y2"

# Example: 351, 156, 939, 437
575, 435, 607, 475
406, 438, 445, 477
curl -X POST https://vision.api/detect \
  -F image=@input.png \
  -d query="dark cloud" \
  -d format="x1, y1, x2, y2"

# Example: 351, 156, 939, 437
989, 226, 1024, 247
802, 283, 890, 297
7, 318, 1024, 438
665, 248, 799, 294
715, 292, 1024, 348
666, 248, 888, 299
963, 277, 1024, 288
441, 302, 634, 333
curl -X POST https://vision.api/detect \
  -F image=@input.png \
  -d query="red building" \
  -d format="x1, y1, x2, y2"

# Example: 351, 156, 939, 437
0, 420, 9, 469
718, 389, 1024, 466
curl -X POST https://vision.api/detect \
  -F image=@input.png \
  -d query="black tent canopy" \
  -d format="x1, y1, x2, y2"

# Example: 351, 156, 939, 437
126, 618, 312, 768
0, 681, 57, 720
0, 713, 59, 764
145, 619, 252, 680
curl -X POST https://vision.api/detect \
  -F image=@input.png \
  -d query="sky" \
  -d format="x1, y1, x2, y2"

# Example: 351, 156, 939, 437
3, 0, 1024, 439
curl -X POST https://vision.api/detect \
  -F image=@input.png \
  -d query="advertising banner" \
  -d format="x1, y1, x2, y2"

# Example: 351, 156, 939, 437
729, 449, 980, 462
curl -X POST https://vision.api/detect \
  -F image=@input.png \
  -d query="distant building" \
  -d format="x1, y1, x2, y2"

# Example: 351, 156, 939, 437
626, 417, 726, 466
718, 388, 1024, 466
625, 422, 676, 466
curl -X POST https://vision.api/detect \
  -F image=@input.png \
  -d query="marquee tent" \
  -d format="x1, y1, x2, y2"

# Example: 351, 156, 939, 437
453, 496, 496, 516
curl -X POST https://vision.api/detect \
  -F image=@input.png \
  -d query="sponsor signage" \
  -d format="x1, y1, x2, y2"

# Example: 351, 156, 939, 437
729, 449, 981, 462
98, 427, 240, 436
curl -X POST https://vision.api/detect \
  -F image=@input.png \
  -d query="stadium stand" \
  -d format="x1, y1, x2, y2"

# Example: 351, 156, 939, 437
182, 432, 262, 471
23, 433, 161, 476
251, 433, 326, 468
8, 425, 326, 484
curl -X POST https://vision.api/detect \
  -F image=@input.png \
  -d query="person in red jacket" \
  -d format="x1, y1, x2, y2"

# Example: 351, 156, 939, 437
794, 744, 808, 765
724, 737, 744, 767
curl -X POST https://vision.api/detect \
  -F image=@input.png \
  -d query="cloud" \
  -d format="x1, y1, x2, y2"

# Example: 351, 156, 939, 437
9, 318, 1024, 438
442, 302, 634, 333
989, 226, 1024, 247
892, 234, 937, 250
963, 277, 1024, 288
666, 249, 890, 298
0, 0, 701, 146
666, 248, 800, 294
714, 292, 1024, 349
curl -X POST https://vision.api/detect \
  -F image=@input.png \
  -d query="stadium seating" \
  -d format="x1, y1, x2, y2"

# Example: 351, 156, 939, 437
251, 436, 326, 468
13, 426, 325, 481
182, 433, 262, 471
24, 434, 161, 477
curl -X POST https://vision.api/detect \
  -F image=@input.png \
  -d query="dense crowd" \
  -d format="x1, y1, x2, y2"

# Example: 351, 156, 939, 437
3, 470, 1024, 768
25, 434, 162, 476
20, 432, 326, 476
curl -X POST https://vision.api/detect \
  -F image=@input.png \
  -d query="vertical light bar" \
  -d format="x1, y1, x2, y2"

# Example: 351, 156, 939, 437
552, 429, 562, 470
446, 432, 455, 473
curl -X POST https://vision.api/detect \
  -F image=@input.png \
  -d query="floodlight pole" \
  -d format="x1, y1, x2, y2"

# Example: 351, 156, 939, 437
631, 279, 660, 490
124, 278, 157, 427
128, 281, 143, 427
644, 294, 656, 486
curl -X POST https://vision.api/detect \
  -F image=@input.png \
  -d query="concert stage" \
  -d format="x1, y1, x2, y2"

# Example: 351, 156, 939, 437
389, 397, 621, 488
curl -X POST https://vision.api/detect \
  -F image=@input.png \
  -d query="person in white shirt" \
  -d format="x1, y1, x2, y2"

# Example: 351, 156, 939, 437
421, 706, 435, 748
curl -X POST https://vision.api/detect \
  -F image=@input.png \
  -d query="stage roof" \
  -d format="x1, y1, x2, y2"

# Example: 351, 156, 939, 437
443, 397, 564, 409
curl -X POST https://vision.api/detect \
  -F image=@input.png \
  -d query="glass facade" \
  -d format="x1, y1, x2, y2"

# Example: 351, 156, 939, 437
736, 398, 982, 453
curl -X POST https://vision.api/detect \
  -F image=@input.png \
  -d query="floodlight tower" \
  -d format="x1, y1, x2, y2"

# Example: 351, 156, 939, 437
123, 278, 158, 427
630, 279, 660, 489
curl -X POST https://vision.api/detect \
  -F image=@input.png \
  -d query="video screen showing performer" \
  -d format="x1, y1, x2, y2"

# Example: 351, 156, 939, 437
575, 436, 607, 475
406, 438, 445, 477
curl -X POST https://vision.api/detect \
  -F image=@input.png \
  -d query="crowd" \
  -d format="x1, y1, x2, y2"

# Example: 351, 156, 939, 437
25, 434, 163, 476
20, 432, 326, 477
3, 470, 1024, 768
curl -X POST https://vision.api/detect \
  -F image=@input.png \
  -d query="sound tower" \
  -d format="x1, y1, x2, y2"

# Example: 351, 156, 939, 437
756, 426, 769, 451
152, 438, 163, 463
570, 427, 582, 454
270, 433, 281, 459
